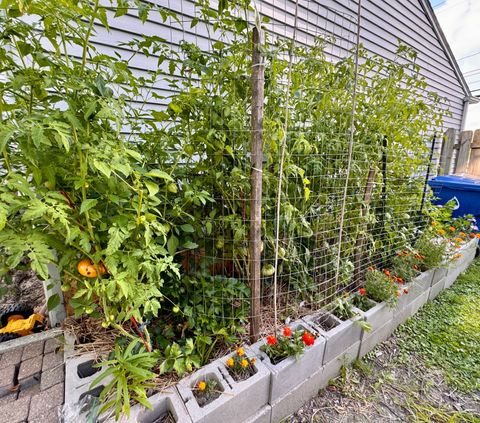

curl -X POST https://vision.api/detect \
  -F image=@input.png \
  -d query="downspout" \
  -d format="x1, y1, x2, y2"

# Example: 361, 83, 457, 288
460, 98, 469, 131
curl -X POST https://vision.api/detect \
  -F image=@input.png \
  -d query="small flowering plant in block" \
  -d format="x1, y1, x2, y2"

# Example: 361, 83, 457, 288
193, 378, 223, 408
260, 326, 315, 365
351, 288, 376, 312
225, 347, 257, 382
364, 268, 400, 307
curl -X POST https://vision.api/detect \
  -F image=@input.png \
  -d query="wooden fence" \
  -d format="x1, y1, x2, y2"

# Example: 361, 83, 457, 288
438, 128, 480, 177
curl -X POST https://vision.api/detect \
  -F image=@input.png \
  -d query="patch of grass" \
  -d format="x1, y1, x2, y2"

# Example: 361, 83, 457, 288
396, 260, 480, 392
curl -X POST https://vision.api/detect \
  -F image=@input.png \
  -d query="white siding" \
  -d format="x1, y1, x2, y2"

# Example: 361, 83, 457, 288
89, 0, 467, 131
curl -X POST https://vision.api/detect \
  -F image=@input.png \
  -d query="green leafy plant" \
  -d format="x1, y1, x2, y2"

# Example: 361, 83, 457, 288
260, 327, 315, 364
91, 339, 160, 420
193, 378, 222, 408
351, 289, 376, 312
413, 234, 447, 270
365, 269, 399, 307
390, 252, 420, 283
224, 347, 256, 381
158, 339, 201, 376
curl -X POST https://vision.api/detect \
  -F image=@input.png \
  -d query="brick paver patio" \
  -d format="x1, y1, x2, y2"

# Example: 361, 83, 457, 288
0, 337, 64, 423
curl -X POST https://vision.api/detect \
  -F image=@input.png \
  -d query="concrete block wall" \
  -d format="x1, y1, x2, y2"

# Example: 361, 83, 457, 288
65, 238, 477, 423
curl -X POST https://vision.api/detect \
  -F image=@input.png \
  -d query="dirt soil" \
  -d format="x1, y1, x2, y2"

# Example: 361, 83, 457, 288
288, 336, 480, 423
0, 269, 46, 313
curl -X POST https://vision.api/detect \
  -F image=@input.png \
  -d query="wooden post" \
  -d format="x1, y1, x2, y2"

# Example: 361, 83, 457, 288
456, 130, 473, 174
469, 129, 480, 176
353, 168, 376, 286
249, 27, 264, 343
420, 135, 436, 213
438, 128, 456, 175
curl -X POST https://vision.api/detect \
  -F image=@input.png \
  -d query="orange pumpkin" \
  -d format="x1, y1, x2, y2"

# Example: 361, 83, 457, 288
77, 259, 106, 278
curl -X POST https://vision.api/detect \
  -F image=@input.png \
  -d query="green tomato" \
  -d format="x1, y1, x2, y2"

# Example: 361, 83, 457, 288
216, 239, 224, 249
184, 145, 195, 156
61, 284, 71, 292
167, 183, 178, 193
101, 321, 109, 328
85, 306, 94, 314
173, 306, 180, 313
262, 264, 276, 276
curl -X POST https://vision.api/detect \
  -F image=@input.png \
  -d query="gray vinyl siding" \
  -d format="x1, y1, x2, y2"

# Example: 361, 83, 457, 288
89, 0, 466, 132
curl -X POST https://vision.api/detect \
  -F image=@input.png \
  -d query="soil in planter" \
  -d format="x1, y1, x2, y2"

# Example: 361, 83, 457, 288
314, 312, 340, 331
153, 412, 176, 423
193, 381, 223, 408
227, 364, 257, 382
351, 297, 376, 312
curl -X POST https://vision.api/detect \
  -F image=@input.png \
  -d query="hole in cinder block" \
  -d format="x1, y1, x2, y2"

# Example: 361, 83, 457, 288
314, 312, 340, 331
77, 359, 100, 378
191, 373, 224, 408
138, 396, 177, 423
78, 385, 105, 414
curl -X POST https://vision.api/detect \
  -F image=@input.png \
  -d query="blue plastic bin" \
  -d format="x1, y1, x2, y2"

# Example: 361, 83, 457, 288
428, 175, 480, 218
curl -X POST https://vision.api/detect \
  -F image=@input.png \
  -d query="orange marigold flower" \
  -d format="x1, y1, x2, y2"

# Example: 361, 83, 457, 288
403, 288, 409, 294
432, 221, 438, 227
237, 347, 245, 357
476, 233, 480, 239
266, 335, 277, 346
367, 266, 375, 271
469, 233, 475, 239
395, 291, 401, 298
359, 288, 367, 296
383, 269, 391, 277
302, 331, 315, 346
459, 232, 466, 237
226, 358, 234, 367
437, 229, 446, 236
250, 357, 256, 365
449, 226, 455, 232
456, 237, 463, 243
241, 359, 249, 368
283, 326, 292, 337
412, 264, 419, 270
198, 381, 206, 391
396, 277, 404, 284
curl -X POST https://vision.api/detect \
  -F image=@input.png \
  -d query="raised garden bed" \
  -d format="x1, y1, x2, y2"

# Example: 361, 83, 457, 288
250, 320, 325, 403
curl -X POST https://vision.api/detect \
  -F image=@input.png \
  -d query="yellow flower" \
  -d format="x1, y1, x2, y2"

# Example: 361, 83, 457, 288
226, 358, 234, 367
241, 359, 249, 368
198, 381, 206, 391
236, 347, 245, 357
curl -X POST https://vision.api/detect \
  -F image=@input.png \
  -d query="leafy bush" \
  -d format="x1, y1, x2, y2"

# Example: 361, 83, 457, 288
414, 234, 447, 270
365, 269, 399, 307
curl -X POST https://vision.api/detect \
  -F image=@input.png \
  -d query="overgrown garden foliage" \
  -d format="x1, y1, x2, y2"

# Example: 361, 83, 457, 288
0, 0, 449, 417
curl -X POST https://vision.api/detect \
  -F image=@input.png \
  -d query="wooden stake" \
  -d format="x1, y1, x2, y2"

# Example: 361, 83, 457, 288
249, 27, 264, 343
353, 168, 376, 285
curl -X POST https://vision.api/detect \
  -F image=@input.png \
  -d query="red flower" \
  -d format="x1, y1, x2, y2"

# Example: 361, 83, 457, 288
358, 288, 366, 296
266, 335, 277, 346
302, 331, 315, 346
403, 288, 409, 294
283, 326, 292, 337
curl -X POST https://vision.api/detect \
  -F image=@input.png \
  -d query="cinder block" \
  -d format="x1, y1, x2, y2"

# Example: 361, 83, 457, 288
405, 290, 429, 318
429, 277, 446, 300
359, 321, 393, 358
64, 354, 109, 406
359, 301, 393, 332
270, 365, 325, 423
243, 405, 271, 423
177, 362, 232, 423
410, 269, 434, 294
216, 346, 270, 421
270, 341, 360, 423
250, 320, 325, 403
113, 387, 192, 423
432, 267, 447, 286
304, 311, 362, 365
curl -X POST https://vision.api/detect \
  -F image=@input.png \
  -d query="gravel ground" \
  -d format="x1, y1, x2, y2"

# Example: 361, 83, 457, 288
287, 322, 480, 423
0, 270, 46, 314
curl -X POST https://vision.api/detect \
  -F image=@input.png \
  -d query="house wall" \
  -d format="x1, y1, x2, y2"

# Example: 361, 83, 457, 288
88, 0, 466, 135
